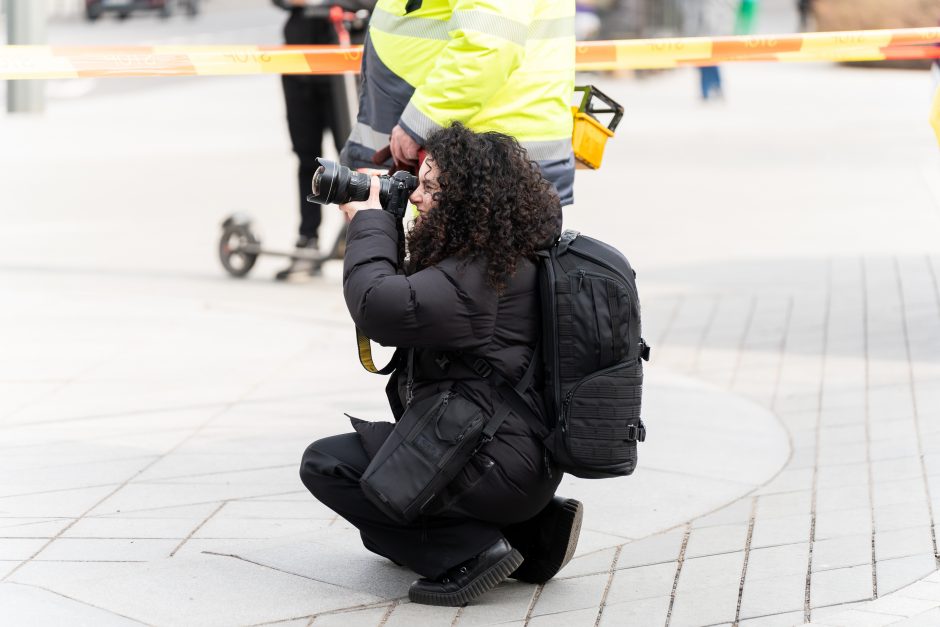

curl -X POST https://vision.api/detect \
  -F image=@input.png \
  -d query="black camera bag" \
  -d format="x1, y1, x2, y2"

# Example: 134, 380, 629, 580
359, 354, 538, 523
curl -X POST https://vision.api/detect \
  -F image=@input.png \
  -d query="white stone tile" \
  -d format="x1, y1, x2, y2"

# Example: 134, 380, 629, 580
0, 517, 69, 539
669, 583, 739, 627
454, 581, 535, 626
751, 514, 811, 549
812, 534, 872, 572
605, 561, 676, 604
312, 606, 388, 627
685, 523, 749, 559
866, 592, 940, 619
62, 517, 199, 539
875, 528, 935, 562
615, 530, 685, 569
747, 544, 810, 581
0, 538, 47, 561
530, 573, 607, 617
875, 554, 938, 596
383, 601, 459, 627
37, 538, 180, 561
558, 547, 617, 579
810, 564, 874, 608
0, 582, 141, 626
527, 607, 599, 627
738, 574, 806, 620
815, 507, 875, 540
599, 595, 670, 627
738, 609, 805, 626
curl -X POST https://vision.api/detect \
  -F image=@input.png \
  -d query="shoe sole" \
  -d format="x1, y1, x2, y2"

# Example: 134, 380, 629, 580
514, 498, 583, 584
408, 548, 524, 607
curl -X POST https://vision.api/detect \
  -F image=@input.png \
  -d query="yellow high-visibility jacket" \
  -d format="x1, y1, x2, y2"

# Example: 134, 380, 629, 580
340, 0, 576, 205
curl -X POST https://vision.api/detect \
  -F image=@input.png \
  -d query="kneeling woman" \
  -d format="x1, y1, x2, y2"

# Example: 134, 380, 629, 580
299, 123, 583, 606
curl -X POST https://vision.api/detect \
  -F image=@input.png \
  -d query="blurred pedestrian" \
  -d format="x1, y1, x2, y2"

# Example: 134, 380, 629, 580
340, 0, 576, 208
271, 0, 374, 281
680, 0, 737, 101
735, 0, 758, 36
798, 0, 813, 31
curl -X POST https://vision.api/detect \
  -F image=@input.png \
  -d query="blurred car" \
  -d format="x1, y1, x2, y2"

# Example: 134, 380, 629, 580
84, 0, 201, 21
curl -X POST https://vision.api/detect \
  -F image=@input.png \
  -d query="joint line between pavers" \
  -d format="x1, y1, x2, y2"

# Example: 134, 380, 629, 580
863, 257, 879, 600
895, 256, 940, 568
202, 550, 404, 599
663, 523, 691, 627
522, 581, 545, 626
592, 544, 623, 627
733, 496, 758, 626
688, 295, 722, 375
7, 581, 149, 625
376, 600, 399, 627
728, 295, 758, 392
768, 296, 796, 413
450, 605, 465, 627
169, 500, 227, 558
804, 259, 832, 623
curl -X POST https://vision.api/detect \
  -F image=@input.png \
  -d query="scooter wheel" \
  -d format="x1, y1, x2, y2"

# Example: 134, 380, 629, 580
219, 223, 259, 278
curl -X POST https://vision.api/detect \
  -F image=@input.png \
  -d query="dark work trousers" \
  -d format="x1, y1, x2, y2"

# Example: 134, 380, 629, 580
281, 11, 361, 240
299, 433, 505, 579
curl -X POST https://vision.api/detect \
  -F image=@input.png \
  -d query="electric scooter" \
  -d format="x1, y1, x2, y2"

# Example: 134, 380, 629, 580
218, 2, 364, 278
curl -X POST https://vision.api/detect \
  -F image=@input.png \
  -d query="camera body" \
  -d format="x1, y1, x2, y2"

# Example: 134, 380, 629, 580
307, 158, 419, 219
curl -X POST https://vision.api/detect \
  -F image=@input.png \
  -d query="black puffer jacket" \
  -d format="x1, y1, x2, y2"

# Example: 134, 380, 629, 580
343, 210, 560, 524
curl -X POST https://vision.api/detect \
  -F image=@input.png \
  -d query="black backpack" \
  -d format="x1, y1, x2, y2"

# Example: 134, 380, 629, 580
535, 230, 650, 478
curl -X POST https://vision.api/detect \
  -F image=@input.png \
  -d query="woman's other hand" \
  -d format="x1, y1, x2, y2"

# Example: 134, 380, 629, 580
339, 174, 383, 221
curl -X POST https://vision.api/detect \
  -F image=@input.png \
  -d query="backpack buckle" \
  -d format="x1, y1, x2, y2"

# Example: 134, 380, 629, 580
471, 358, 493, 379
639, 339, 651, 362
627, 421, 647, 443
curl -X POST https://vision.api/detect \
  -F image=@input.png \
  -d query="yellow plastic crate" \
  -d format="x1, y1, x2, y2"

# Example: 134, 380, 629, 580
572, 106, 615, 170
571, 85, 624, 170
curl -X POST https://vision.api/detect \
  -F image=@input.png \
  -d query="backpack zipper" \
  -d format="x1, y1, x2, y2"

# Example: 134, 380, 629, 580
561, 360, 636, 430
560, 390, 573, 432
546, 250, 562, 419
568, 246, 640, 308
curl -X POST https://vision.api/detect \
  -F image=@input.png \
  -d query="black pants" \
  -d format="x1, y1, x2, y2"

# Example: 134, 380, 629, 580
281, 11, 361, 240
299, 433, 504, 578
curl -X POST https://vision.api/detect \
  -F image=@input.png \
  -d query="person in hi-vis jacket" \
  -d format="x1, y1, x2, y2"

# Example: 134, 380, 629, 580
339, 0, 577, 207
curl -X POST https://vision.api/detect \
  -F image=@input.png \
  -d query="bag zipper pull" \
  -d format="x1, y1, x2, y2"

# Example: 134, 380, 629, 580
577, 269, 585, 293
560, 391, 573, 432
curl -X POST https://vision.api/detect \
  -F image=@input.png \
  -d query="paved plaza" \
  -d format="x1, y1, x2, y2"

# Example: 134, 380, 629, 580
3, 4, 940, 624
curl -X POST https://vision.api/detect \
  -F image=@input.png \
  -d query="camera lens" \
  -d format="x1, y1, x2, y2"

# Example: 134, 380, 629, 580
308, 158, 374, 206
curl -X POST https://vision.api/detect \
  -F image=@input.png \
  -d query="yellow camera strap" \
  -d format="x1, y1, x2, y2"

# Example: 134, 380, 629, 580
356, 327, 399, 375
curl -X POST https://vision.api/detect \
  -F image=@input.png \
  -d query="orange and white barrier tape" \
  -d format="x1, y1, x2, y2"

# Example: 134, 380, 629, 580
576, 27, 940, 70
1, 27, 939, 79
931, 87, 940, 146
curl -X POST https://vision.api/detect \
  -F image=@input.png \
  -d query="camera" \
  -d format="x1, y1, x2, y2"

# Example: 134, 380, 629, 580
307, 158, 419, 219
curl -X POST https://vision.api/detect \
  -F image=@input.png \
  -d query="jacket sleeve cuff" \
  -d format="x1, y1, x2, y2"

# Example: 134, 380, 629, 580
399, 102, 442, 145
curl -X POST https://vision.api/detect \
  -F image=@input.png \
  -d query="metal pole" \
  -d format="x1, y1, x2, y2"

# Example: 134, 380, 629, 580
6, 0, 47, 114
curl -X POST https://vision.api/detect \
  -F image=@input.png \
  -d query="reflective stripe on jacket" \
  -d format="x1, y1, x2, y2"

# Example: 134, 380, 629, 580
340, 0, 576, 205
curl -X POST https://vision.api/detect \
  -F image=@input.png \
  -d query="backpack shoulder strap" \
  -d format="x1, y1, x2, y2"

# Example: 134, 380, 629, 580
461, 348, 547, 441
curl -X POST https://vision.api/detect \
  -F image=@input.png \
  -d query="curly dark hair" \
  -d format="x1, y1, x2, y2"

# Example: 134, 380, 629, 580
406, 122, 561, 291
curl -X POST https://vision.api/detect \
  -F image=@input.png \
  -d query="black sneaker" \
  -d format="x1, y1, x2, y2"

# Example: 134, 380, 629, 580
274, 236, 320, 280
505, 497, 583, 584
408, 538, 523, 607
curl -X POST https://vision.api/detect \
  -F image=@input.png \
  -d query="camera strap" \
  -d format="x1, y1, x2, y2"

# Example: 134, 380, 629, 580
355, 327, 400, 375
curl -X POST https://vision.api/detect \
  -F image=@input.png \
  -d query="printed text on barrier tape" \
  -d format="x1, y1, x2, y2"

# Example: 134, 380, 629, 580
1, 27, 939, 79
